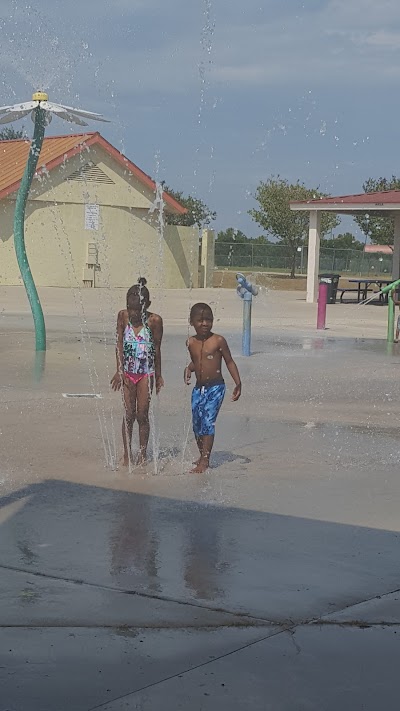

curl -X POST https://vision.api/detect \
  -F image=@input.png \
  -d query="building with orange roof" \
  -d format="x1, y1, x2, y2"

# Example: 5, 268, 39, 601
0, 132, 212, 288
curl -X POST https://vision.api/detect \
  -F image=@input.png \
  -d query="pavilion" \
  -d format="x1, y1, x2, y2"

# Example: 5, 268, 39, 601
290, 191, 400, 303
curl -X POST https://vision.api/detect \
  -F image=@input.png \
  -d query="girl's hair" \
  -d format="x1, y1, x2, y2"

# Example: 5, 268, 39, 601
127, 277, 150, 307
190, 302, 213, 321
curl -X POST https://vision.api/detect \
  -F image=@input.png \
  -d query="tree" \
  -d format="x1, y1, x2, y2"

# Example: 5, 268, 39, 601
353, 176, 400, 246
216, 227, 248, 243
321, 232, 364, 250
215, 228, 249, 263
216, 228, 272, 245
0, 126, 26, 140
249, 177, 340, 278
164, 186, 216, 228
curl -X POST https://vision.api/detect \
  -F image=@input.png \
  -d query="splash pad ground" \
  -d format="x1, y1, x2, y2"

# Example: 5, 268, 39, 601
1, 286, 399, 710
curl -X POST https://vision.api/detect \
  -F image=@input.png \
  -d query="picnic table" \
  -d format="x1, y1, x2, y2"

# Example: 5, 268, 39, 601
340, 278, 392, 304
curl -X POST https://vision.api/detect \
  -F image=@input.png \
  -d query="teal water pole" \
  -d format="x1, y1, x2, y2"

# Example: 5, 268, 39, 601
381, 278, 400, 345
236, 273, 258, 356
13, 102, 47, 351
387, 292, 395, 344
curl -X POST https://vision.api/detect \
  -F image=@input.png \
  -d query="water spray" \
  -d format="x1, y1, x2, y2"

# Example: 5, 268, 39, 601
236, 272, 258, 356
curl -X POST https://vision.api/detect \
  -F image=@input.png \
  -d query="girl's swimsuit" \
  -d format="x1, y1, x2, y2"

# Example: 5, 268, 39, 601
123, 320, 155, 384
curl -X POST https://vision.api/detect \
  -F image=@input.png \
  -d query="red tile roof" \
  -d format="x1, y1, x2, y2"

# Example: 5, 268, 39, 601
364, 245, 393, 254
0, 131, 186, 213
291, 190, 400, 206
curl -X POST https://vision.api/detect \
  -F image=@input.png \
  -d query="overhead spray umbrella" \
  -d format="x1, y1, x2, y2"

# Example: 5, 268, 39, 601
0, 91, 109, 351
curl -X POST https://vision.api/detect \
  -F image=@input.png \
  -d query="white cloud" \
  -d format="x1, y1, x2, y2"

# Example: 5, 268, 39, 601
207, 0, 400, 88
2, 0, 400, 105
357, 30, 400, 49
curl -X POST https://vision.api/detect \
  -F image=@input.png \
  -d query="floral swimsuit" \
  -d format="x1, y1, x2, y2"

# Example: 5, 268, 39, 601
123, 320, 155, 384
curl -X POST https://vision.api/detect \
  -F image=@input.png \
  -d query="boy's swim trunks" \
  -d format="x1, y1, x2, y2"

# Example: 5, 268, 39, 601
191, 380, 226, 436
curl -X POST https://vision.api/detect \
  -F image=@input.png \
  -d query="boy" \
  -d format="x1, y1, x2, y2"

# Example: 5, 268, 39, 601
185, 302, 241, 473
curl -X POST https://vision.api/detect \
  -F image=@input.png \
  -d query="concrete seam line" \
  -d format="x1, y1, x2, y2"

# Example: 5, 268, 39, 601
87, 626, 289, 711
0, 563, 272, 626
308, 586, 400, 626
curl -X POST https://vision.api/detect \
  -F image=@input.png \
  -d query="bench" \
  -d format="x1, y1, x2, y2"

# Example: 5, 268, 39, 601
339, 288, 375, 303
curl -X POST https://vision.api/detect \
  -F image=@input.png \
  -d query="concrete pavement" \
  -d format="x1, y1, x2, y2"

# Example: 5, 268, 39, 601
1, 286, 400, 709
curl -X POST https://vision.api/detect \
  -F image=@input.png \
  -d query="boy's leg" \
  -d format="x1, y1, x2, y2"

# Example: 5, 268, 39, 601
194, 436, 203, 464
122, 380, 137, 466
191, 435, 214, 473
136, 376, 154, 463
191, 384, 225, 473
191, 386, 203, 464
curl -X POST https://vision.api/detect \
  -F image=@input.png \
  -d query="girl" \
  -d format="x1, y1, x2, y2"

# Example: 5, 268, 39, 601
111, 278, 163, 466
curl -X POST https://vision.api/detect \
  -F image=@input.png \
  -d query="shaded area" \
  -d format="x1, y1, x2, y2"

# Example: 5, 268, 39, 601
1, 480, 400, 621
1, 479, 400, 710
97, 625, 399, 711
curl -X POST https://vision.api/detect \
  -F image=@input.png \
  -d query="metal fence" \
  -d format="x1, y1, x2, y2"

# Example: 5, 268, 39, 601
214, 243, 393, 276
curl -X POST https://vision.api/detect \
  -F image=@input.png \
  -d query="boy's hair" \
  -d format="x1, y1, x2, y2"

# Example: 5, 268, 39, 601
190, 302, 214, 321
127, 277, 150, 306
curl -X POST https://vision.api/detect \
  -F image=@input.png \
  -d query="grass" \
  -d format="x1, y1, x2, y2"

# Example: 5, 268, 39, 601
213, 269, 393, 291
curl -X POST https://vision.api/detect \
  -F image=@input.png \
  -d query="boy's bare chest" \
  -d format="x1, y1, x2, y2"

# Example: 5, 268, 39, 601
190, 339, 220, 361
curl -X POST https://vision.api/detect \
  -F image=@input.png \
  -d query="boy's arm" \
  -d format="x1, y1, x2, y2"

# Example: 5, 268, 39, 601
151, 315, 164, 393
219, 337, 241, 401
184, 360, 195, 384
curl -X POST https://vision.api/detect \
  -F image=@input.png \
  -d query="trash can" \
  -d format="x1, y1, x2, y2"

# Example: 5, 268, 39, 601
318, 274, 341, 304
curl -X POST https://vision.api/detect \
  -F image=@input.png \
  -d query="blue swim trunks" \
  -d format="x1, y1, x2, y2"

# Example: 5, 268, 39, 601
191, 381, 226, 436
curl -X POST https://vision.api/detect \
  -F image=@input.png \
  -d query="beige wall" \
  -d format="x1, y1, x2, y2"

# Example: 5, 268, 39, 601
0, 146, 203, 289
0, 201, 199, 289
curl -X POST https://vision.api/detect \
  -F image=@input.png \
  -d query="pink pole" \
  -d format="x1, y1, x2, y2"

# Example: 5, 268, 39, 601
317, 282, 328, 330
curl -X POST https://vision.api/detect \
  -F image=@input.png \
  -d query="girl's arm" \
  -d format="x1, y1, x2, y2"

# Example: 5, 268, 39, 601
111, 311, 125, 391
220, 337, 241, 401
151, 315, 164, 393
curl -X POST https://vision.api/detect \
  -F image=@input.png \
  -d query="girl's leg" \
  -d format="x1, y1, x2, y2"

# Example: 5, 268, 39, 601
122, 380, 137, 466
136, 376, 154, 463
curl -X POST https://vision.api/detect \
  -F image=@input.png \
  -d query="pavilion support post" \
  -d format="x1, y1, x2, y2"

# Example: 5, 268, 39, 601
306, 210, 321, 304
392, 214, 400, 282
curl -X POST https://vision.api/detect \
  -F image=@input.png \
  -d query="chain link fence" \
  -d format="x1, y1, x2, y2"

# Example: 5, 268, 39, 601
214, 243, 393, 276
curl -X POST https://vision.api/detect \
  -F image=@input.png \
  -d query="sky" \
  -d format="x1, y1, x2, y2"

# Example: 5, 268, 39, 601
1, 0, 400, 237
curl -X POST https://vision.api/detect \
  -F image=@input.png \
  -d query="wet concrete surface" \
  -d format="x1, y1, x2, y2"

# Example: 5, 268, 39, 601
96, 625, 400, 711
1, 288, 400, 709
1, 626, 275, 711
1, 481, 400, 624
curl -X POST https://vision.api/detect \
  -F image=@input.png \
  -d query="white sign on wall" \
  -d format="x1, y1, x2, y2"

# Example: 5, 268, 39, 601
85, 204, 99, 231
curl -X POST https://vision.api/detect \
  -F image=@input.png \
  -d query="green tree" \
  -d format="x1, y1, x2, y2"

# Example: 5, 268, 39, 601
0, 126, 26, 140
164, 186, 216, 228
216, 227, 248, 243
353, 176, 400, 246
321, 232, 364, 250
249, 177, 340, 278
215, 228, 249, 264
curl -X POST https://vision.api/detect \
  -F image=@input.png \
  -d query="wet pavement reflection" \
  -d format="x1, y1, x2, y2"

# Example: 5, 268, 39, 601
1, 477, 400, 623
